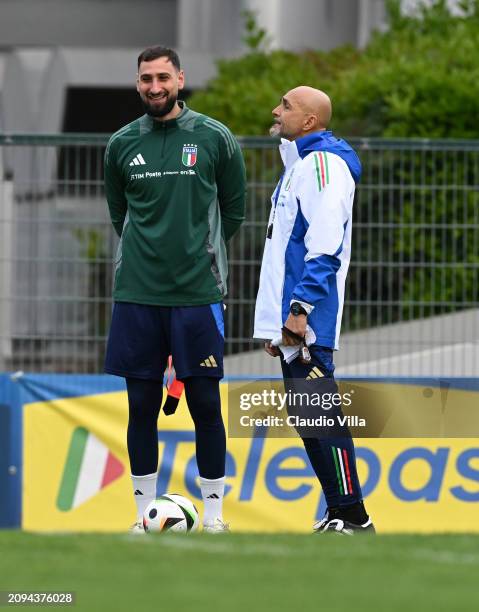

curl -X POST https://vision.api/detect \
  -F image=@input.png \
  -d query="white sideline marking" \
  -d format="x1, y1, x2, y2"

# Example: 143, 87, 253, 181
123, 535, 299, 557
156, 538, 298, 557
409, 549, 479, 566
99, 534, 479, 565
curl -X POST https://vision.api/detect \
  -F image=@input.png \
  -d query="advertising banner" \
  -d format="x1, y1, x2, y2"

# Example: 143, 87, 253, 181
17, 375, 479, 533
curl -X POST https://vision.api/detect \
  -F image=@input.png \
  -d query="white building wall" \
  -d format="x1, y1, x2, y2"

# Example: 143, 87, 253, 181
0, 0, 177, 47
0, 0, 393, 134
178, 0, 243, 55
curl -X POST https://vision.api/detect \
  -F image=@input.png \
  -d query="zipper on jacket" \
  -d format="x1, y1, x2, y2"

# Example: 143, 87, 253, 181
161, 122, 167, 158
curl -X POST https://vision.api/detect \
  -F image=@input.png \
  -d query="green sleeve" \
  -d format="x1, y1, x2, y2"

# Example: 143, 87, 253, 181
215, 132, 247, 242
104, 137, 127, 237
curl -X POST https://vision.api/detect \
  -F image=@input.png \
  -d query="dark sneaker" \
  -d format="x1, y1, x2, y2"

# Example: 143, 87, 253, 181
314, 516, 375, 535
312, 515, 330, 532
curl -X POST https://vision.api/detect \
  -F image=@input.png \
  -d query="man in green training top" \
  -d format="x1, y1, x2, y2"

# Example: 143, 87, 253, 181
104, 46, 246, 533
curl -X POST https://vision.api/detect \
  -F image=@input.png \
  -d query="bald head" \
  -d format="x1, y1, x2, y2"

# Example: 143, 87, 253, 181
288, 86, 332, 129
270, 86, 332, 141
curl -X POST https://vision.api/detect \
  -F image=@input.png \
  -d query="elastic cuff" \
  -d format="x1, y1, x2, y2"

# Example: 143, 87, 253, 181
199, 476, 225, 484
131, 472, 157, 480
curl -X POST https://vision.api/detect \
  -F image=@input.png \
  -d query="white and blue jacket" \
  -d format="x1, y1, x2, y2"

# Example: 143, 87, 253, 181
253, 131, 362, 350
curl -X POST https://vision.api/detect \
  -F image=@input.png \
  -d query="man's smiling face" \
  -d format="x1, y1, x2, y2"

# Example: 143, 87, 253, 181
136, 56, 185, 119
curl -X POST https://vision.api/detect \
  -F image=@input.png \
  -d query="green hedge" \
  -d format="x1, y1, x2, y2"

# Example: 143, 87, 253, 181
190, 0, 479, 139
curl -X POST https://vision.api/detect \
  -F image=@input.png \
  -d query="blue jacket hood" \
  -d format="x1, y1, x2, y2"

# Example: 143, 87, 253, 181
295, 131, 362, 184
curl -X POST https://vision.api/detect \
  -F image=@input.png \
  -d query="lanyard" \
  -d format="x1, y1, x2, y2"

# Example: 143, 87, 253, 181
267, 171, 285, 239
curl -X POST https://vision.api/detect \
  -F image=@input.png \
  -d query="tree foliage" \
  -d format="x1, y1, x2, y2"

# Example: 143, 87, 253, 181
190, 1, 479, 138
189, 2, 479, 342
333, 0, 479, 137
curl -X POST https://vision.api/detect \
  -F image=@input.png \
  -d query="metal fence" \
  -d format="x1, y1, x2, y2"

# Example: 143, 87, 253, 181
0, 134, 478, 376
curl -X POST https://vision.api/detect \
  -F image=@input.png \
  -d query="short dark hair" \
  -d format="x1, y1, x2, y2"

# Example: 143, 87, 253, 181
137, 46, 181, 71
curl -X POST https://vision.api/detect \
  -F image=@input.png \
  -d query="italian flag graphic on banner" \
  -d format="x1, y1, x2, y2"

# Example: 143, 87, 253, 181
57, 427, 124, 511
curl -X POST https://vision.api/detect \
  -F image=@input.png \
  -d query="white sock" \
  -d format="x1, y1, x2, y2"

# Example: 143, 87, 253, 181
200, 476, 225, 526
131, 472, 157, 521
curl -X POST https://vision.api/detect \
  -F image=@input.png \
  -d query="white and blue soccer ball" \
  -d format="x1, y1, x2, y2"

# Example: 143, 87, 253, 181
143, 494, 200, 533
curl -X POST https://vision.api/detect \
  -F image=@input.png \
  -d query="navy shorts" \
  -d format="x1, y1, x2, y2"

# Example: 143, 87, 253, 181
104, 302, 225, 381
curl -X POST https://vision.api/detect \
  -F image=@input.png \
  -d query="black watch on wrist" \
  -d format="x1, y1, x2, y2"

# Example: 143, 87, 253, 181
290, 302, 307, 316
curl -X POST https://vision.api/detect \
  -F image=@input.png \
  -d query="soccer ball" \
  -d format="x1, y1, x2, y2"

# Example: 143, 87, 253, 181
143, 494, 199, 533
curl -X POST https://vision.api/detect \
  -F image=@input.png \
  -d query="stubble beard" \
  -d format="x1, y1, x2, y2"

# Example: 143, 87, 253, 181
141, 92, 178, 118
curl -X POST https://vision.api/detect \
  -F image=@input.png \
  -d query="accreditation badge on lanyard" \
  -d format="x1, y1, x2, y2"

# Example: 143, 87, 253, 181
266, 167, 296, 239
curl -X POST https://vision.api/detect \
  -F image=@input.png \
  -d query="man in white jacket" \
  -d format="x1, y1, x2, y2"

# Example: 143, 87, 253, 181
254, 86, 374, 534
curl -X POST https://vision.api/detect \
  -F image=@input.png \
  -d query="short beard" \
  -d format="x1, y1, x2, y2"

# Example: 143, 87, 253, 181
141, 93, 177, 118
269, 123, 281, 137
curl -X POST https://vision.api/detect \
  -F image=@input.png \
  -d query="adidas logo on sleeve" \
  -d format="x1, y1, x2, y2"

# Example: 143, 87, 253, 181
129, 153, 146, 166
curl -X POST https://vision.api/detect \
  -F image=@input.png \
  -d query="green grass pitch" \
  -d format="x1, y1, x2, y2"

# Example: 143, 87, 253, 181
0, 532, 478, 611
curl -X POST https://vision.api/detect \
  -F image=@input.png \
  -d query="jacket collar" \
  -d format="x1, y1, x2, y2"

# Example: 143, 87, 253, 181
295, 131, 332, 157
279, 130, 362, 184
279, 138, 300, 170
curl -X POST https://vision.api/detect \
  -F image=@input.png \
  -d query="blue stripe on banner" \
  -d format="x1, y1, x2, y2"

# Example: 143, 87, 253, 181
210, 303, 225, 338
12, 374, 126, 404
0, 374, 22, 528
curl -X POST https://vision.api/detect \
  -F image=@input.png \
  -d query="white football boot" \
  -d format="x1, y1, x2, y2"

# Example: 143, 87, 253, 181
203, 518, 230, 533
129, 520, 146, 535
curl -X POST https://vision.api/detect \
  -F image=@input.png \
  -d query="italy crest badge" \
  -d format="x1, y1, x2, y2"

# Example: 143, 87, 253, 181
182, 144, 197, 167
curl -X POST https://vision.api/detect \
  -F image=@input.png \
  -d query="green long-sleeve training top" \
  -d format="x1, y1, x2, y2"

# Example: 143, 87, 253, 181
104, 102, 246, 306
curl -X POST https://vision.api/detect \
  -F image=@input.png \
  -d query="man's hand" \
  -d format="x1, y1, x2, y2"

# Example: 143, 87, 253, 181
264, 341, 281, 357
282, 313, 307, 346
